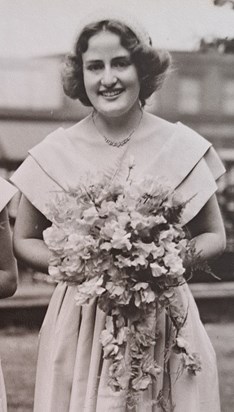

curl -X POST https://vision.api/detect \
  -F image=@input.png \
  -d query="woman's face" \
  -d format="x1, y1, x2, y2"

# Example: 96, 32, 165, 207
82, 30, 140, 118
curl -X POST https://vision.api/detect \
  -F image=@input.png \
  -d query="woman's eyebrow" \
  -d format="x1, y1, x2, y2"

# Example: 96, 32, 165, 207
83, 59, 103, 64
112, 56, 131, 61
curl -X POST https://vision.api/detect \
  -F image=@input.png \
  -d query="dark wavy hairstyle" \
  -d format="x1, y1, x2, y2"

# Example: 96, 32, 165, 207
62, 20, 171, 107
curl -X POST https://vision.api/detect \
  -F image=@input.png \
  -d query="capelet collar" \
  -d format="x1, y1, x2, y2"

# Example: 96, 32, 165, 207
0, 177, 17, 213
11, 121, 225, 225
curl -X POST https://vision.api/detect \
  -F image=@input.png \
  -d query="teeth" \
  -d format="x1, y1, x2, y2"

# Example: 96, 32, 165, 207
101, 90, 122, 97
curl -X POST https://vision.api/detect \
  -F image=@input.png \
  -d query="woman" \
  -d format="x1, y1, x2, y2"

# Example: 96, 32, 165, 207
0, 177, 18, 411
11, 10, 226, 412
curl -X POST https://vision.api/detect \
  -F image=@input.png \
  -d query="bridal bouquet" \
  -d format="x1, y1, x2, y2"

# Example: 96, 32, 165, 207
43, 160, 202, 406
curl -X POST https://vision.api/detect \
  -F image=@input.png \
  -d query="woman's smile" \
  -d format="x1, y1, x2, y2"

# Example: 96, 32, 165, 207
98, 88, 124, 99
82, 31, 140, 118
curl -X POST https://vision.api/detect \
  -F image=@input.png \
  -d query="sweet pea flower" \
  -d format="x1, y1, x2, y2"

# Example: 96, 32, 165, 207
82, 206, 99, 225
43, 226, 67, 253
111, 228, 132, 251
163, 253, 185, 275
100, 221, 119, 240
150, 262, 167, 277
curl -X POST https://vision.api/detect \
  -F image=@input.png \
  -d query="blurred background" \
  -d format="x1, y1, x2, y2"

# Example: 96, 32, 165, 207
0, 0, 234, 411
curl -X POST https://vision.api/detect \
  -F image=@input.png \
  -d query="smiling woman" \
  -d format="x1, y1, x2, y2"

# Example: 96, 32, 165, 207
61, 17, 170, 146
10, 6, 226, 412
82, 31, 140, 120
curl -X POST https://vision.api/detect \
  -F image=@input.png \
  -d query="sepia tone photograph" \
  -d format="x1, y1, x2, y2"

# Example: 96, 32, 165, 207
0, 0, 234, 411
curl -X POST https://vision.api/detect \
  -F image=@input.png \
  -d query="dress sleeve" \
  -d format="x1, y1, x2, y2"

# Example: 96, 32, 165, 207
0, 177, 18, 212
10, 155, 63, 220
177, 145, 225, 225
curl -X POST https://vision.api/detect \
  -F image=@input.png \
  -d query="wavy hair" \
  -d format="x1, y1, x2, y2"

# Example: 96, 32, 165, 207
62, 20, 171, 107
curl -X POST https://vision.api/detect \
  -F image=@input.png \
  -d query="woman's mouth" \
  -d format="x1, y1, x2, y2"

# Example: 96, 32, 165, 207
99, 89, 123, 98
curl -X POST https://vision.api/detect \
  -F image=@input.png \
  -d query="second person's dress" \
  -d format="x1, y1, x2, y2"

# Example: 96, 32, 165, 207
0, 177, 17, 412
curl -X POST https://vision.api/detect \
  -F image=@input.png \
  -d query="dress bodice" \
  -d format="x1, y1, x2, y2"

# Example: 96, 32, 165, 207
10, 113, 225, 225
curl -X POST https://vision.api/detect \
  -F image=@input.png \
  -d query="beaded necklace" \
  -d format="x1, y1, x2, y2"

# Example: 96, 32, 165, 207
92, 110, 143, 148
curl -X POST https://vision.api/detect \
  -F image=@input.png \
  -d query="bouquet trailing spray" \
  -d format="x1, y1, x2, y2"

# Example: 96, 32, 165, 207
43, 159, 202, 407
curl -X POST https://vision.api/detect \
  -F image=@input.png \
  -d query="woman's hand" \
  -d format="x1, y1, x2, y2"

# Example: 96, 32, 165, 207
13, 195, 51, 273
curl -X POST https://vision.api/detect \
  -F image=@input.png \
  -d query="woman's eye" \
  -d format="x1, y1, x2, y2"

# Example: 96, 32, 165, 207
113, 59, 131, 69
86, 63, 103, 72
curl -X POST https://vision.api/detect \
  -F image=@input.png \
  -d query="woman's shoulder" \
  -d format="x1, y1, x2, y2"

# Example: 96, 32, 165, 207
42, 115, 92, 145
143, 112, 175, 138
175, 121, 211, 148
29, 115, 92, 157
144, 112, 210, 147
64, 114, 92, 138
0, 177, 18, 212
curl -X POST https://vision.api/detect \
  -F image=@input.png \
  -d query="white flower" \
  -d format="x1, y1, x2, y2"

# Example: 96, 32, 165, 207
48, 266, 62, 280
133, 241, 164, 260
115, 254, 138, 268
99, 200, 118, 217
176, 337, 190, 352
100, 221, 118, 239
159, 229, 174, 242
100, 329, 114, 346
75, 275, 105, 305
116, 326, 129, 345
163, 253, 185, 275
100, 241, 112, 251
150, 262, 167, 277
130, 211, 146, 230
133, 283, 156, 307
61, 255, 85, 275
151, 245, 165, 259
106, 282, 125, 296
43, 226, 67, 253
82, 206, 99, 225
111, 228, 132, 251
117, 212, 130, 228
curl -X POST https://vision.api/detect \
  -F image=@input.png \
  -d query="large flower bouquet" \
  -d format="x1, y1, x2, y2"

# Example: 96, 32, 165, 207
43, 161, 202, 406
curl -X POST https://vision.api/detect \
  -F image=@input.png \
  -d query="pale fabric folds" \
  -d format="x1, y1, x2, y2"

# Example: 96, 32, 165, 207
32, 283, 220, 412
10, 117, 224, 411
0, 177, 17, 213
11, 119, 225, 225
0, 178, 17, 412
0, 361, 7, 412
10, 156, 62, 218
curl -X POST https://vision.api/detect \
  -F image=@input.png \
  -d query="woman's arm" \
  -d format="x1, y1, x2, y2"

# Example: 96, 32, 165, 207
186, 193, 226, 263
0, 207, 18, 298
13, 195, 51, 274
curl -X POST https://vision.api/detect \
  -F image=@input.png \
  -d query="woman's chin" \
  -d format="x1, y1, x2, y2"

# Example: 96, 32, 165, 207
97, 102, 139, 119
98, 107, 128, 118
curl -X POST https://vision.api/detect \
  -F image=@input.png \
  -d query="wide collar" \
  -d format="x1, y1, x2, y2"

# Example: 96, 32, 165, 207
29, 121, 212, 193
0, 177, 17, 212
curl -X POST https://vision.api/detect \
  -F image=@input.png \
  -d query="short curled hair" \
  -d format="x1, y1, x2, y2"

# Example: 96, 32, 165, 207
62, 20, 171, 107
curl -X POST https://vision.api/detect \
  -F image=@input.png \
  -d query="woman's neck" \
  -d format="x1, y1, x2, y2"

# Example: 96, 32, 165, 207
93, 103, 143, 142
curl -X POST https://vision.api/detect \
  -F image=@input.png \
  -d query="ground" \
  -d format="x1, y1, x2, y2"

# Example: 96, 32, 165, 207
0, 323, 233, 411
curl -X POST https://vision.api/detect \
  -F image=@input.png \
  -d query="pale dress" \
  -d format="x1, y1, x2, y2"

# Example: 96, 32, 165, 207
11, 113, 225, 412
0, 177, 17, 412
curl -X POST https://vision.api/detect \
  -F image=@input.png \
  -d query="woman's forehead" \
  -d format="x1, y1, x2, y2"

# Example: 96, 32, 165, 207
83, 31, 130, 60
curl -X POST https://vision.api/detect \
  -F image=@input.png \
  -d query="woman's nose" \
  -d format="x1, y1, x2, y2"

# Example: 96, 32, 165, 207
101, 68, 117, 87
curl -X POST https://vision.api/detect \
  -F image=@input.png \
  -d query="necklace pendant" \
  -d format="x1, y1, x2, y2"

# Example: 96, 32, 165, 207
92, 110, 143, 148
104, 135, 131, 147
